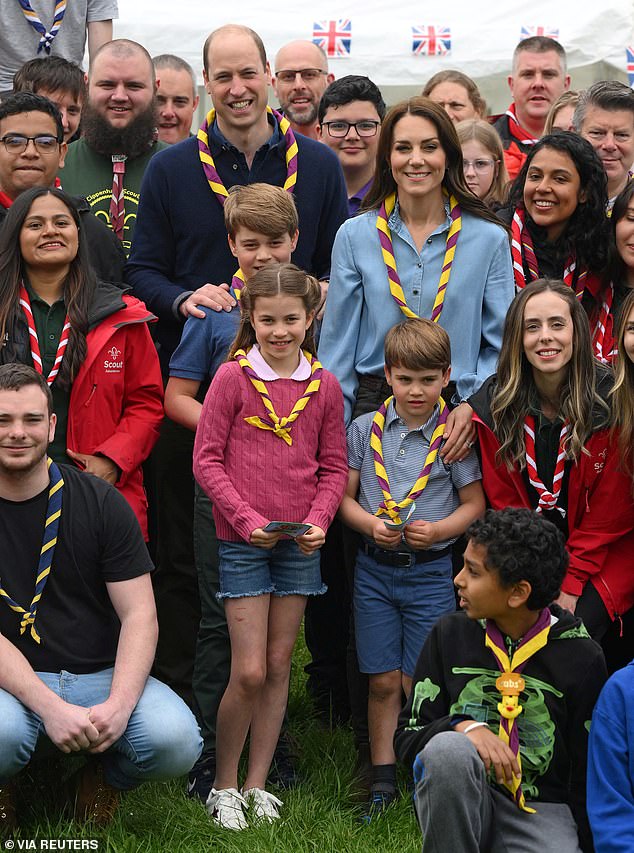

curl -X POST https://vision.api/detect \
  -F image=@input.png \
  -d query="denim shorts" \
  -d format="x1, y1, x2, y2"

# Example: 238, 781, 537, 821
354, 549, 455, 677
217, 539, 327, 599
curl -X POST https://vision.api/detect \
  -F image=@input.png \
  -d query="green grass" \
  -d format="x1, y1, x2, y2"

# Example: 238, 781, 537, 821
14, 635, 422, 852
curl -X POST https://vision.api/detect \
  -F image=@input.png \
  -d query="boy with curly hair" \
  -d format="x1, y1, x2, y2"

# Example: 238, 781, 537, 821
395, 508, 606, 853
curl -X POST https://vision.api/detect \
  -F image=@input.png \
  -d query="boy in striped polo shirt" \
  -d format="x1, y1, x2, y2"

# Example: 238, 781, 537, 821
339, 318, 485, 818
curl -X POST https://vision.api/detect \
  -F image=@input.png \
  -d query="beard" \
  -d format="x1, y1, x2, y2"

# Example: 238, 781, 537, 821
283, 99, 319, 127
81, 100, 158, 159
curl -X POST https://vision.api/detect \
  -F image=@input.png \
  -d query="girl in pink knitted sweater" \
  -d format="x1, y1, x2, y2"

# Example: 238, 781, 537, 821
193, 263, 347, 829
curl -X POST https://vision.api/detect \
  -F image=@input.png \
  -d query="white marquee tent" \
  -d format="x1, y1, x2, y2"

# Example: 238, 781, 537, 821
113, 0, 634, 113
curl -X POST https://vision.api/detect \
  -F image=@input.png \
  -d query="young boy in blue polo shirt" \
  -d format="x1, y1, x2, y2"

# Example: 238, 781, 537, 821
164, 183, 299, 803
339, 318, 485, 817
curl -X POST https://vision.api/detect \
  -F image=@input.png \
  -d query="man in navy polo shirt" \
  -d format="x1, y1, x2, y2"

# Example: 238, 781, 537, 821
125, 23, 347, 799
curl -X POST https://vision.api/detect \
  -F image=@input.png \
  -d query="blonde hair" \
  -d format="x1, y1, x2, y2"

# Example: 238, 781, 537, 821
384, 319, 450, 372
544, 91, 579, 135
227, 263, 321, 359
224, 184, 298, 239
422, 70, 486, 117
610, 288, 634, 483
456, 119, 509, 207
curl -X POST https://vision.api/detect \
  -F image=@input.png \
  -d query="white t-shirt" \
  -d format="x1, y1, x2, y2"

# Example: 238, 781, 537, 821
0, 0, 119, 92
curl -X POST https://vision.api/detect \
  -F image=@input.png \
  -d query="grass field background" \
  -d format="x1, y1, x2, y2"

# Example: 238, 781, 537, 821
15, 633, 422, 853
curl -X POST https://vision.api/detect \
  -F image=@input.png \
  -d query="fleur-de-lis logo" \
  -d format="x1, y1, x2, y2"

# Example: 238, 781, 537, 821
108, 346, 121, 360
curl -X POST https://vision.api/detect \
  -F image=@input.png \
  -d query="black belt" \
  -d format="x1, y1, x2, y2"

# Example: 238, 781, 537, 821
361, 542, 451, 568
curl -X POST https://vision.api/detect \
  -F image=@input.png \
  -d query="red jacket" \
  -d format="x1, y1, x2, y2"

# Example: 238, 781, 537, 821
471, 381, 634, 620
65, 293, 163, 539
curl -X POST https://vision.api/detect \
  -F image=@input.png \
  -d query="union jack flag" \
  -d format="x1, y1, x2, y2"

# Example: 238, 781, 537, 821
627, 47, 634, 87
412, 25, 451, 56
520, 25, 560, 41
312, 20, 351, 57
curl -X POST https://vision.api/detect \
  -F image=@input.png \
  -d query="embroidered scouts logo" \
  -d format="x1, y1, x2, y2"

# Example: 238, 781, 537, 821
594, 447, 607, 475
104, 346, 123, 374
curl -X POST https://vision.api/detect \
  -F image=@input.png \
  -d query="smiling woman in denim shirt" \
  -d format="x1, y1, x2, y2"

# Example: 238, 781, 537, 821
318, 97, 514, 461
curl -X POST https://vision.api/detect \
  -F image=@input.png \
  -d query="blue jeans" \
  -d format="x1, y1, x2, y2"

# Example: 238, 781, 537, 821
354, 550, 455, 676
0, 669, 202, 789
218, 539, 326, 599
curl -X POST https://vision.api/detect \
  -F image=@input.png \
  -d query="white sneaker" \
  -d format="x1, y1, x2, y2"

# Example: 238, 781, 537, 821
206, 787, 248, 830
243, 787, 283, 822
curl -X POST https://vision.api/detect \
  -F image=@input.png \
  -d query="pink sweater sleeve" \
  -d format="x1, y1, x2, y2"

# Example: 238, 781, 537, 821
193, 365, 269, 541
302, 372, 348, 532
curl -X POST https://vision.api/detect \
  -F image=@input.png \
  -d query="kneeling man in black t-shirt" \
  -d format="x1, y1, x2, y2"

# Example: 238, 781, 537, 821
0, 364, 201, 833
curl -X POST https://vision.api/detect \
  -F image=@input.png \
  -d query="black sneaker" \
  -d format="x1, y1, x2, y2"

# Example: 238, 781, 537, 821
268, 733, 299, 789
187, 752, 216, 803
350, 742, 373, 802
361, 788, 397, 824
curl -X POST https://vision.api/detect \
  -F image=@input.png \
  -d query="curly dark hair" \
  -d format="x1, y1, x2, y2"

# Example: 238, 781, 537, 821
508, 131, 610, 274
466, 508, 568, 609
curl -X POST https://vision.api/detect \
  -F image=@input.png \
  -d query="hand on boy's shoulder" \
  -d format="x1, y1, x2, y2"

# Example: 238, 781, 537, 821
454, 721, 520, 786
180, 282, 236, 318
441, 403, 476, 464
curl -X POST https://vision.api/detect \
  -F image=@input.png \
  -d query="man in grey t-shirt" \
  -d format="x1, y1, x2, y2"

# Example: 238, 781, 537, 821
0, 0, 118, 94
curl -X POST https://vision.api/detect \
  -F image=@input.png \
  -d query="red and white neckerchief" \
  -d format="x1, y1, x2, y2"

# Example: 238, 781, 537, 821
511, 208, 587, 299
523, 415, 568, 516
592, 283, 617, 364
19, 283, 70, 385
109, 154, 127, 241
505, 103, 538, 146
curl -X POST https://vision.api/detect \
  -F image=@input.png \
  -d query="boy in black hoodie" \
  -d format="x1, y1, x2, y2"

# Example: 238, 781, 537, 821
394, 508, 606, 853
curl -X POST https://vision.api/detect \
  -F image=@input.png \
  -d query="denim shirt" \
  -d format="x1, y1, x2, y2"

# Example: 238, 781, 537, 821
318, 202, 514, 424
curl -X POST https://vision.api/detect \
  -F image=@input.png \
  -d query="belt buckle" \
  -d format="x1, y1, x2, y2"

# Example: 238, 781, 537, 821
394, 551, 415, 568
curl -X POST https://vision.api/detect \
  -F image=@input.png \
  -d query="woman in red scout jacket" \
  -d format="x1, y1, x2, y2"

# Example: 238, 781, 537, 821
586, 181, 634, 364
0, 186, 162, 538
469, 279, 634, 648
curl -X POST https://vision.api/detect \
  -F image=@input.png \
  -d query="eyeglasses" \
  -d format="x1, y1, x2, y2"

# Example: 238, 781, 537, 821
275, 68, 327, 84
462, 158, 497, 173
322, 120, 381, 138
0, 134, 59, 154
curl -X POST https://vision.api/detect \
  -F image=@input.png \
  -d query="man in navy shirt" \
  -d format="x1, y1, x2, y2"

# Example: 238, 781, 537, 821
124, 23, 347, 800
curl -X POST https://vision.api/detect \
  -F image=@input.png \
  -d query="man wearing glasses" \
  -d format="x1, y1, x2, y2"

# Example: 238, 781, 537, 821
273, 41, 334, 140
318, 76, 386, 216
0, 92, 125, 284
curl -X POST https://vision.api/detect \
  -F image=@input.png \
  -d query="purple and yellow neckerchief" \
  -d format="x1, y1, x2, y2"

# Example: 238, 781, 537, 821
376, 191, 462, 322
370, 396, 448, 525
0, 458, 63, 643
197, 106, 298, 300
484, 607, 551, 812
234, 348, 322, 446
17, 0, 66, 54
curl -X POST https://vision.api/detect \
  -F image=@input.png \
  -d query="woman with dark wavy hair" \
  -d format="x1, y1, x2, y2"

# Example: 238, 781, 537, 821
587, 181, 634, 363
0, 186, 163, 538
505, 132, 610, 298
319, 96, 514, 458
470, 279, 634, 652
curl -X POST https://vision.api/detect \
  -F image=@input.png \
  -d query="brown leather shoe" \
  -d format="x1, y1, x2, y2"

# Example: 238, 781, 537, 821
69, 760, 120, 826
0, 781, 17, 837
